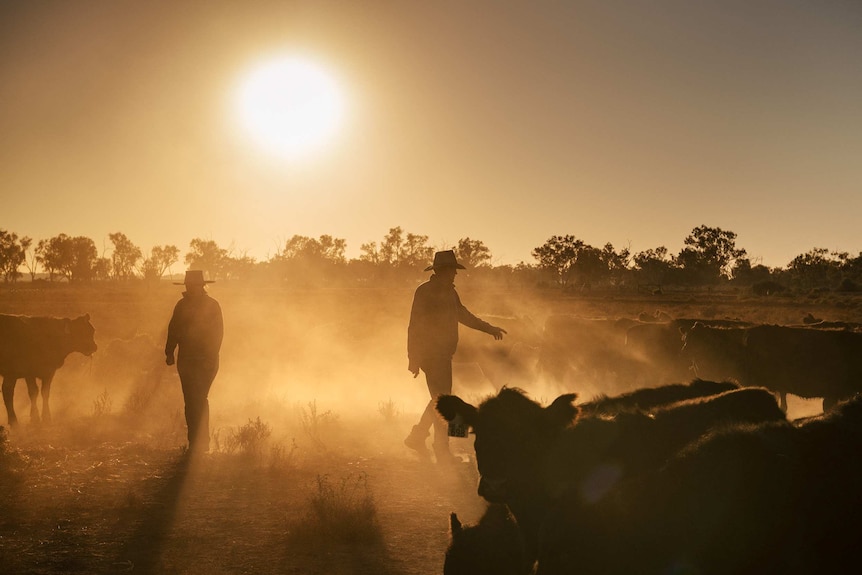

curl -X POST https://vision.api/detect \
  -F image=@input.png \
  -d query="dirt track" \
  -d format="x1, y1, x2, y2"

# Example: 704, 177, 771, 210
0, 417, 486, 575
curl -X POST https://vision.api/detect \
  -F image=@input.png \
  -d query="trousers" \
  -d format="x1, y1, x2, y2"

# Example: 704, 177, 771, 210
177, 355, 219, 451
416, 355, 453, 452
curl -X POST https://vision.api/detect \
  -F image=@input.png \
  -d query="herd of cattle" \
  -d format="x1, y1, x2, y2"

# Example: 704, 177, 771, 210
459, 314, 862, 412
445, 313, 862, 574
440, 381, 862, 574
3, 311, 862, 573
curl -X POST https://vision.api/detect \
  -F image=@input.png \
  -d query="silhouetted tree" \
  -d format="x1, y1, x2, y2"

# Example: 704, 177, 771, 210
676, 225, 746, 284
840, 252, 862, 286
633, 246, 675, 285
108, 232, 142, 280
37, 234, 98, 283
359, 241, 381, 264
271, 234, 346, 285
455, 238, 492, 269
140, 245, 180, 282
532, 235, 585, 287
222, 253, 257, 281
279, 234, 346, 263
786, 248, 844, 289
731, 258, 775, 285
375, 227, 430, 268
34, 239, 56, 281
0, 230, 31, 283
185, 239, 227, 280
23, 241, 40, 281
93, 256, 112, 281
599, 242, 631, 285
354, 227, 434, 283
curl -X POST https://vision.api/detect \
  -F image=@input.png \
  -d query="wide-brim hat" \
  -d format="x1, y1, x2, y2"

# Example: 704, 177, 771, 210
424, 250, 466, 272
174, 270, 215, 286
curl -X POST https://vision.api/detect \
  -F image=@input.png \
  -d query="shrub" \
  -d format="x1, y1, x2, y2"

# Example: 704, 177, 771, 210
289, 472, 381, 544
220, 417, 272, 457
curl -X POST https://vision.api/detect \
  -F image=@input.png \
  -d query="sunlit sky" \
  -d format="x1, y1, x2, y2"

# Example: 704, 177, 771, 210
2, 1, 861, 268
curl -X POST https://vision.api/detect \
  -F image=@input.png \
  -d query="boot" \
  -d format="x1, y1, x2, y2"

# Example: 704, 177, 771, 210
404, 425, 430, 454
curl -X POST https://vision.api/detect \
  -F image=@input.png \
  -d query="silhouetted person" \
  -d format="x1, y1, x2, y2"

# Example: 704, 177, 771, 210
165, 270, 223, 454
406, 250, 506, 464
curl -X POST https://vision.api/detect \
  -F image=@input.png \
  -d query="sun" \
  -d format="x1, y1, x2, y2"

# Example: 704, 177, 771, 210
235, 55, 346, 160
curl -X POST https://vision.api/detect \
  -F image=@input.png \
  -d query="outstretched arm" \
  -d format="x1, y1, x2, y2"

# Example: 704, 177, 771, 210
455, 293, 506, 340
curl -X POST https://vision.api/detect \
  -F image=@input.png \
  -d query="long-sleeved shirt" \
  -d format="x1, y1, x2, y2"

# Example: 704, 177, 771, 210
165, 291, 224, 360
408, 273, 495, 366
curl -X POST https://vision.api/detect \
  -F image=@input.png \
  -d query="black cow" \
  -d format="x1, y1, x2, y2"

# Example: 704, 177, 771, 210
0, 314, 98, 426
536, 395, 862, 574
683, 322, 862, 411
437, 384, 786, 563
444, 503, 529, 575
625, 318, 754, 387
579, 378, 739, 417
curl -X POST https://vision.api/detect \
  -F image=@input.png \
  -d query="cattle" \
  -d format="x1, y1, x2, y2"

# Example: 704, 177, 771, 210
536, 315, 639, 393
444, 503, 529, 575
437, 385, 786, 563
0, 314, 98, 426
624, 318, 754, 387
579, 378, 739, 417
683, 322, 862, 411
680, 322, 749, 383
535, 395, 862, 574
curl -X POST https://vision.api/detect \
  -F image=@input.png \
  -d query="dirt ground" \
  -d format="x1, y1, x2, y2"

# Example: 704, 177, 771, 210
0, 412, 488, 575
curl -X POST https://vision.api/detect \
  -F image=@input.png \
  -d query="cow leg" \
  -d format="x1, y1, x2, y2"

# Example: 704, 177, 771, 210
774, 391, 788, 412
2, 376, 18, 427
40, 373, 54, 423
26, 377, 40, 424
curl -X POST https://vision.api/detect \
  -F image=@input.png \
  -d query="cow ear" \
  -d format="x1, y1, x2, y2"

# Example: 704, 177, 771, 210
437, 395, 477, 426
450, 512, 462, 536
545, 393, 578, 427
84, 313, 91, 321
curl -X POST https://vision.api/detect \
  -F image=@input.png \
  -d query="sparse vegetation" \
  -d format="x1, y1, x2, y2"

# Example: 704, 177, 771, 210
218, 416, 272, 457
377, 398, 400, 423
300, 400, 339, 451
92, 388, 113, 417
288, 472, 381, 545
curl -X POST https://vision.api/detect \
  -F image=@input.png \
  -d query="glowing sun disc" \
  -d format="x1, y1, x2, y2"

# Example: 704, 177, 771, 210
236, 55, 345, 159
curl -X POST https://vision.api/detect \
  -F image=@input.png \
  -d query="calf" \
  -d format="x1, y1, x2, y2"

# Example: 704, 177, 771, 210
444, 504, 529, 575
0, 314, 98, 425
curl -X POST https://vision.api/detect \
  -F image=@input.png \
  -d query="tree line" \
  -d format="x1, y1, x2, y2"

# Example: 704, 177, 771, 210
0, 225, 860, 292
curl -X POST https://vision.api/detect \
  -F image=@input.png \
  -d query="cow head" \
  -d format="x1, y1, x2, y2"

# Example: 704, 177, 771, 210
437, 387, 578, 504
65, 314, 98, 356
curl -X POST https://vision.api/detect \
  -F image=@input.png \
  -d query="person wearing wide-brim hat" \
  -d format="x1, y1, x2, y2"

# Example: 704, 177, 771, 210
405, 250, 506, 464
165, 270, 223, 454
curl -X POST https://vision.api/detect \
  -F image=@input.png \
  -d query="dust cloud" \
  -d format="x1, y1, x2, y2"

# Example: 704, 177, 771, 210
1, 281, 834, 450
2, 282, 572, 456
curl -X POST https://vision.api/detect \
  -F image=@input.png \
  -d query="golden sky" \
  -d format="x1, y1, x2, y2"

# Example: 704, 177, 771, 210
2, 0, 861, 267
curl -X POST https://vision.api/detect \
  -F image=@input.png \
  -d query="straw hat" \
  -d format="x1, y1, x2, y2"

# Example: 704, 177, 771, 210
174, 270, 215, 286
424, 250, 466, 272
